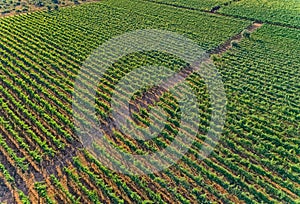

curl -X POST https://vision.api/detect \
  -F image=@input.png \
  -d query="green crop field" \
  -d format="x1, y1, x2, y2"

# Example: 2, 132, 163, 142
219, 0, 300, 28
144, 0, 300, 28
0, 0, 299, 203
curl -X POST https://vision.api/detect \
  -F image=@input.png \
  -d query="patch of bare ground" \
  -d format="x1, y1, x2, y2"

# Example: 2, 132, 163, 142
0, 0, 101, 19
0, 177, 14, 204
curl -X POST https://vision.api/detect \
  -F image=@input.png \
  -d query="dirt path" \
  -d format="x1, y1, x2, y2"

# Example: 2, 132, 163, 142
126, 21, 263, 125
209, 22, 263, 55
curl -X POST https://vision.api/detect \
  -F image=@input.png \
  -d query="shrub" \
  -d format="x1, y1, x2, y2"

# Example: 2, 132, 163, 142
211, 54, 221, 62
242, 30, 251, 38
22, 7, 28, 12
35, 0, 44, 7
1, 9, 11, 14
231, 40, 239, 47
47, 5, 52, 11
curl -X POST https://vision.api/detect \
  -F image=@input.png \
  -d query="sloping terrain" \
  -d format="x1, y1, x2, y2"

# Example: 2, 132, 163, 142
0, 0, 299, 203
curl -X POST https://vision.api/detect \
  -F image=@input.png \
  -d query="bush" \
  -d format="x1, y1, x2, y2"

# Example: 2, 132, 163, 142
242, 30, 251, 38
231, 40, 239, 47
211, 54, 221, 62
35, 0, 44, 7
47, 5, 52, 11
1, 9, 11, 14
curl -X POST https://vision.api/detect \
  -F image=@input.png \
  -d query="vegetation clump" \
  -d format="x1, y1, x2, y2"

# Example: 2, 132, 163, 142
231, 40, 239, 47
242, 29, 251, 38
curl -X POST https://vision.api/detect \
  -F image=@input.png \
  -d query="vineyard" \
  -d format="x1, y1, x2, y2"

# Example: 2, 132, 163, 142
219, 0, 300, 28
0, 0, 299, 203
144, 0, 300, 28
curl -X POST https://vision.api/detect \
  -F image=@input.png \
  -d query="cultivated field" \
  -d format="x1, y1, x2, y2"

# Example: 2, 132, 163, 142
0, 0, 299, 203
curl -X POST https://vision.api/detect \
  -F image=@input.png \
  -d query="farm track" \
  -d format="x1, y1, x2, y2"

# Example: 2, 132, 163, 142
209, 22, 263, 55
128, 21, 263, 114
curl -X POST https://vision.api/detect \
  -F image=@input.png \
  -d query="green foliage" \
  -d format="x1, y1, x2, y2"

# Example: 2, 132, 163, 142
219, 0, 300, 28
34, 182, 55, 204
230, 40, 239, 47
46, 4, 51, 11
18, 190, 31, 204
34, 181, 48, 197
0, 0, 298, 204
241, 29, 251, 38
0, 163, 14, 182
147, 0, 300, 28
